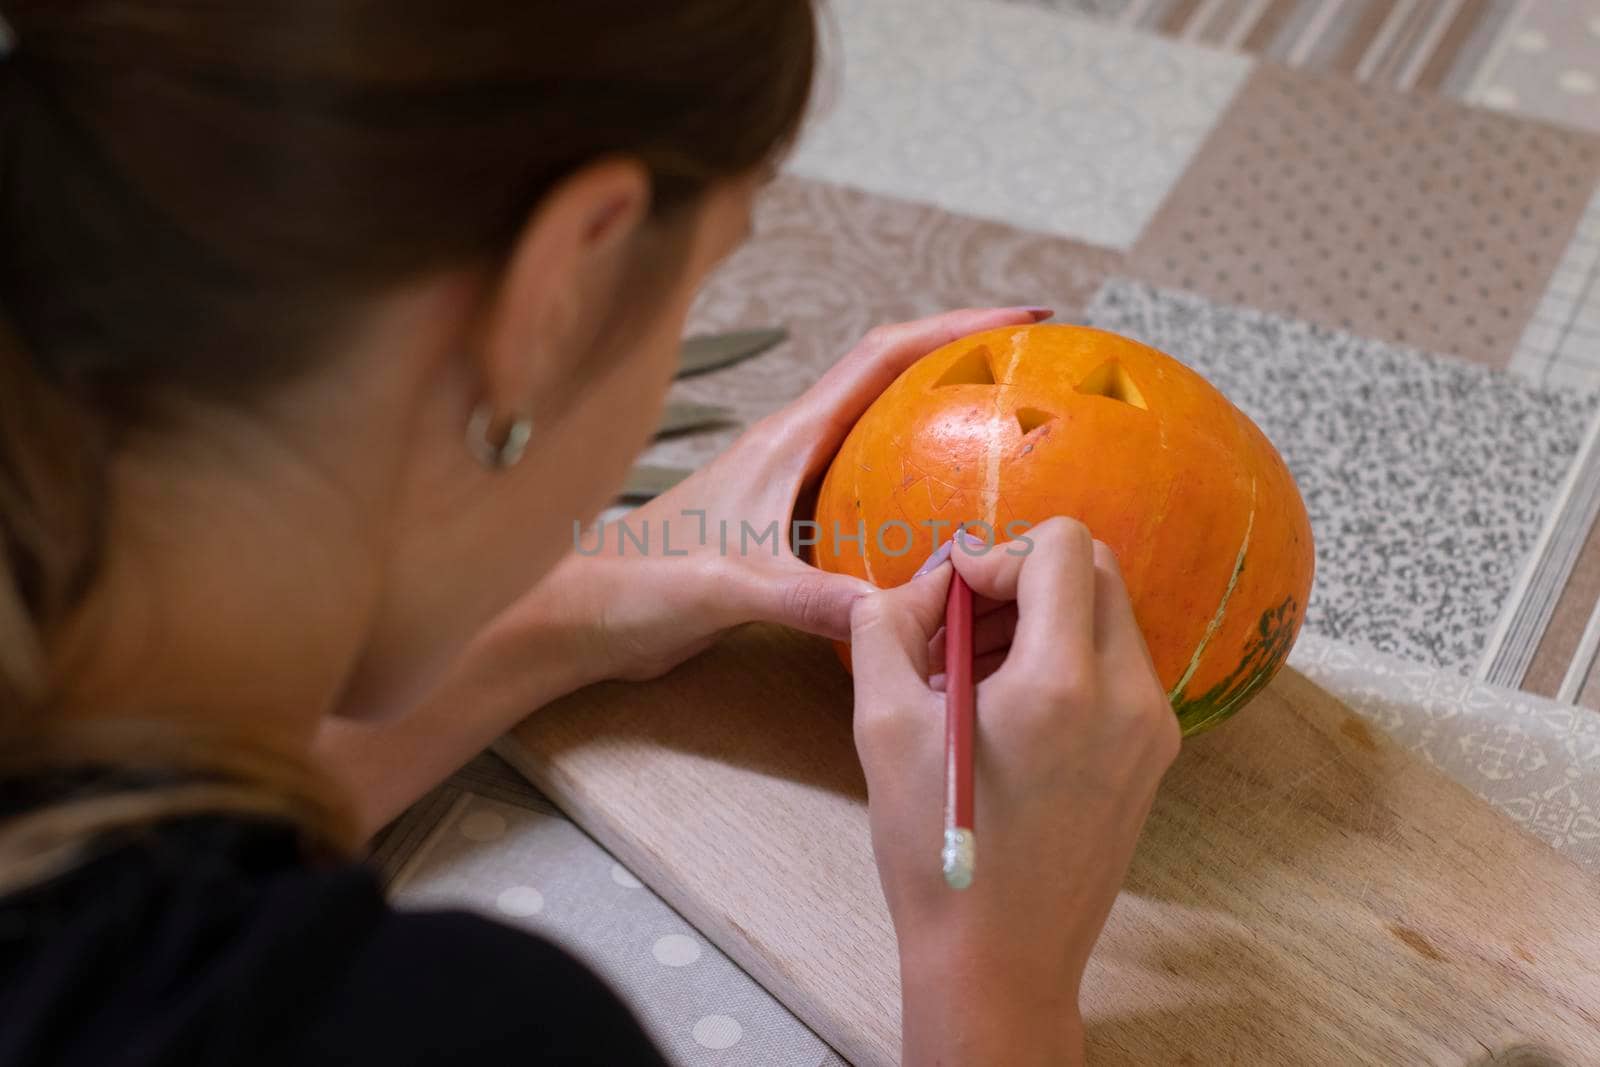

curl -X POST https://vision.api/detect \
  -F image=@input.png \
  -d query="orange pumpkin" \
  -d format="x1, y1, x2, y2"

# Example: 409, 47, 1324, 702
811, 324, 1314, 734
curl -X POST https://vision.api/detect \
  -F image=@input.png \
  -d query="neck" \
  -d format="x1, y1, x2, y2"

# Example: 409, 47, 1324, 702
50, 410, 387, 758
41, 272, 482, 758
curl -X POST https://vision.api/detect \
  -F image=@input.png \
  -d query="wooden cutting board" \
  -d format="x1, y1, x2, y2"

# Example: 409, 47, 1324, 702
500, 625, 1600, 1066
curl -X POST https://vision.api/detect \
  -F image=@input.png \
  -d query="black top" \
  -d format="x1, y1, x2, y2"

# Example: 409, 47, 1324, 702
0, 780, 669, 1067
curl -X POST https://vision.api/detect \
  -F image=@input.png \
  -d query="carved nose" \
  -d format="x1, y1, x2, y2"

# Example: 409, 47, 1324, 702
1015, 407, 1056, 435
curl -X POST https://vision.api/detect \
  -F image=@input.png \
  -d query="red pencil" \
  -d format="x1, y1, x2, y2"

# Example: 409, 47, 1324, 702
942, 570, 976, 889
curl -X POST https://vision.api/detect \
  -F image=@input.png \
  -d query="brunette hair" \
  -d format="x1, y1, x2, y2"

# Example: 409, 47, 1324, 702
0, 0, 816, 881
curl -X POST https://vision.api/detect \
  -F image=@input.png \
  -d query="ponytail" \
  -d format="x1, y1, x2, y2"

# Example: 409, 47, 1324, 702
0, 311, 360, 892
0, 28, 358, 889
0, 310, 104, 722
0, 268, 358, 892
0, 44, 107, 712
0, 35, 51, 715
0, 329, 52, 714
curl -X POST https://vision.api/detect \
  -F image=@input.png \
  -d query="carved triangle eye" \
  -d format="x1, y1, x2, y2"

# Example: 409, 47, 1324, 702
1015, 407, 1056, 435
1076, 360, 1148, 409
934, 345, 997, 388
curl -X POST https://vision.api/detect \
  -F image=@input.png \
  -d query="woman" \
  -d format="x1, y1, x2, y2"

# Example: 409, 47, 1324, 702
0, 2, 1178, 1064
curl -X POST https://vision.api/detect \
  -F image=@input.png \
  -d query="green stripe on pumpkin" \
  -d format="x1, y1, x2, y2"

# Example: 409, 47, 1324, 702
1171, 596, 1301, 735
1168, 484, 1257, 704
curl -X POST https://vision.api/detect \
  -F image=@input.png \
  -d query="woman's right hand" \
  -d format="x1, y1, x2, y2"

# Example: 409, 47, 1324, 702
849, 518, 1181, 1067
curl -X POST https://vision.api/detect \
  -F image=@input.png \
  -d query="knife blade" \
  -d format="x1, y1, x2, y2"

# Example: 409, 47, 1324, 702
618, 464, 691, 502
676, 327, 787, 379
655, 403, 736, 438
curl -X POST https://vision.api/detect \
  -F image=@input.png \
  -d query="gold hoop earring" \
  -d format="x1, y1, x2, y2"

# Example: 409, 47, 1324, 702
466, 405, 533, 469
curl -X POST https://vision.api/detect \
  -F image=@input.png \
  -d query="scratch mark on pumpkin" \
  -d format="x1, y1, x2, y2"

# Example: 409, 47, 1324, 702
980, 347, 1025, 529
1168, 478, 1257, 704
980, 418, 1004, 530
855, 449, 877, 585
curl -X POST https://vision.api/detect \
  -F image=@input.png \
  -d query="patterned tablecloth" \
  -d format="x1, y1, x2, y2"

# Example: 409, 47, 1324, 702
386, 2, 1600, 1063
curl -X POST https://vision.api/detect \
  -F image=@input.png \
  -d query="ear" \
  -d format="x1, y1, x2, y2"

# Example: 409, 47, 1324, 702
475, 158, 651, 422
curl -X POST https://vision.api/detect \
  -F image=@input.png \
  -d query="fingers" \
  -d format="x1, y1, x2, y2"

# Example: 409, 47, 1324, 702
777, 307, 1050, 477
848, 567, 951, 696
927, 599, 1017, 665
849, 567, 952, 792
949, 520, 1098, 686
971, 592, 1009, 618
930, 646, 1008, 692
1091, 542, 1182, 767
1090, 542, 1157, 675
712, 309, 1049, 554
743, 564, 877, 641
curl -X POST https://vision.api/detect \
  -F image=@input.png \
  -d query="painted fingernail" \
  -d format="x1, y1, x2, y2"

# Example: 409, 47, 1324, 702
955, 527, 990, 554
913, 540, 953, 578
1014, 306, 1054, 322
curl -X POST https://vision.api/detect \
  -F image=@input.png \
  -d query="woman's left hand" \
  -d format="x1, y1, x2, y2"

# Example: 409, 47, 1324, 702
525, 306, 1048, 685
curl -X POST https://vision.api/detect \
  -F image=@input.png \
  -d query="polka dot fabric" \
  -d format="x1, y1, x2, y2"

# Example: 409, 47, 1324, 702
1132, 63, 1600, 369
1472, 2, 1600, 135
393, 794, 838, 1066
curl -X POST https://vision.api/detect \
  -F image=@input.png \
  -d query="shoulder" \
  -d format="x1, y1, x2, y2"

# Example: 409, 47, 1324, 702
0, 816, 667, 1067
